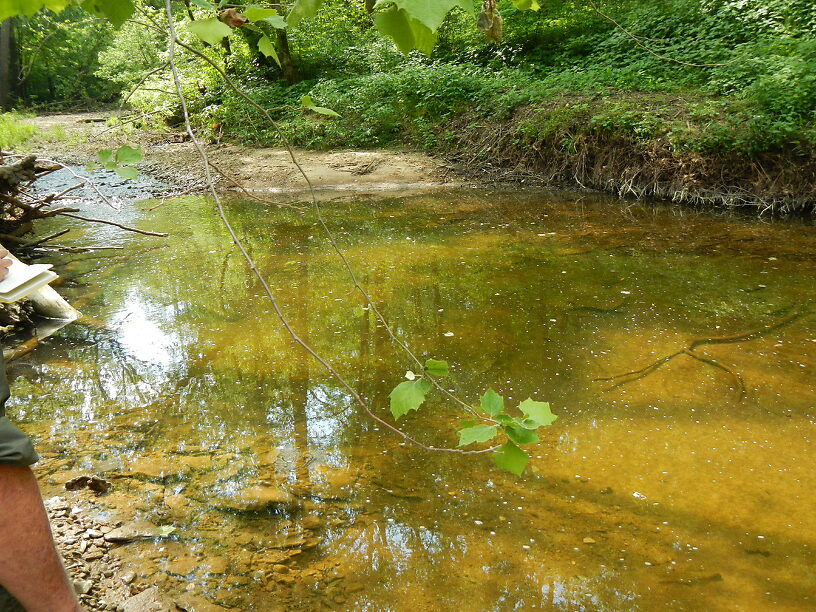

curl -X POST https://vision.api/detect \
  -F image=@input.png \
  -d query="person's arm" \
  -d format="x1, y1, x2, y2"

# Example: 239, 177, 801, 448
0, 465, 85, 612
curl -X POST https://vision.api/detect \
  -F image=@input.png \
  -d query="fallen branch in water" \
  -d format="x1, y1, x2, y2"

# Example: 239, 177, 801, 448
594, 303, 813, 399
57, 212, 168, 237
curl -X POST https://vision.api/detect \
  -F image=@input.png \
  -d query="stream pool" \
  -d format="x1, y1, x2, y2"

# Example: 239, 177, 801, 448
8, 180, 816, 611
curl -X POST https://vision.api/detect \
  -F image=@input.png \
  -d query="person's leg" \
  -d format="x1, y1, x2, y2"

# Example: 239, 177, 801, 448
0, 465, 85, 612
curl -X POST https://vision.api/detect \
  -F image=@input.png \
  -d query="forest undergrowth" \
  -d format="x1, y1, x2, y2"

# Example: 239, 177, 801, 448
6, 0, 816, 213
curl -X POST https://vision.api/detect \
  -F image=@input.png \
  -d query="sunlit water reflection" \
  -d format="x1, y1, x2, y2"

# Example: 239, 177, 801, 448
7, 180, 816, 610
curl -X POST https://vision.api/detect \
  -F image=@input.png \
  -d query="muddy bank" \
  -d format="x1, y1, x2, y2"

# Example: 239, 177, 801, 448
22, 112, 463, 196
445, 104, 816, 215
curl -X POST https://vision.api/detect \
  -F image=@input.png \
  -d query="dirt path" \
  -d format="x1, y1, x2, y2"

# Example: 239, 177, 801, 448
23, 111, 463, 195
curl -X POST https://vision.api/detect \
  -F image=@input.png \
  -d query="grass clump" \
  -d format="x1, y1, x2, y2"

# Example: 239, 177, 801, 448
0, 114, 38, 151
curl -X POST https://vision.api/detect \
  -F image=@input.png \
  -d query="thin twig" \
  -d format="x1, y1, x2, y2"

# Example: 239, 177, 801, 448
58, 212, 168, 237
120, 62, 171, 110
36, 158, 121, 211
173, 37, 485, 421
164, 2, 494, 453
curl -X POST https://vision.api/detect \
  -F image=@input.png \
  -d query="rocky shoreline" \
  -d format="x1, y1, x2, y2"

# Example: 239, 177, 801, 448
45, 495, 224, 612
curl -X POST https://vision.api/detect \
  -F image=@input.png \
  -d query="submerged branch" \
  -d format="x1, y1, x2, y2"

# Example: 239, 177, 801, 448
594, 304, 812, 397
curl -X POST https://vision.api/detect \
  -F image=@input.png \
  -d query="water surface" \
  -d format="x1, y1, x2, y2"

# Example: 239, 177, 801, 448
10, 185, 816, 611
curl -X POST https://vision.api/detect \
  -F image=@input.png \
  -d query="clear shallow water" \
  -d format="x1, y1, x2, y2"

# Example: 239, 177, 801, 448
8, 184, 816, 610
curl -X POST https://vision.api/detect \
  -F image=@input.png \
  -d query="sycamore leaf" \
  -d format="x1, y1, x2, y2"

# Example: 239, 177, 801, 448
156, 525, 176, 537
114, 166, 138, 180
374, 0, 472, 31
114, 145, 142, 164
493, 442, 528, 476
495, 413, 513, 425
503, 423, 538, 445
244, 6, 287, 28
512, 0, 541, 10
287, 0, 323, 27
97, 149, 114, 165
480, 388, 504, 417
457, 424, 498, 447
389, 379, 431, 420
188, 17, 233, 46
80, 0, 134, 27
300, 95, 340, 117
0, 0, 66, 20
258, 35, 281, 66
373, 6, 437, 56
424, 358, 449, 377
519, 398, 558, 427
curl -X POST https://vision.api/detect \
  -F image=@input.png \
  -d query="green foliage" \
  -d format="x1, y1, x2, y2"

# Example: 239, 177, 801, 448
87, 144, 143, 179
0, 113, 38, 150
187, 18, 233, 46
492, 441, 528, 476
388, 378, 431, 420
388, 370, 557, 476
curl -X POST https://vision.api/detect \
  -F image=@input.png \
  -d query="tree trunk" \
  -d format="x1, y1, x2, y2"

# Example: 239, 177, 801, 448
275, 29, 298, 86
0, 19, 12, 110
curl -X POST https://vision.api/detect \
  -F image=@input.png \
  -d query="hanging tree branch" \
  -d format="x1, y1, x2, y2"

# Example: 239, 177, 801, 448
162, 0, 496, 456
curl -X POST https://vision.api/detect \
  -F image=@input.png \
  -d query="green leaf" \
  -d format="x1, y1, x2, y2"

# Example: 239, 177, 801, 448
244, 6, 276, 21
156, 525, 176, 537
114, 145, 142, 164
493, 442, 528, 476
187, 17, 233, 46
480, 388, 504, 417
257, 35, 281, 66
287, 0, 323, 27
80, 0, 134, 27
512, 0, 540, 10
373, 6, 437, 56
300, 95, 340, 117
424, 358, 449, 377
189, 0, 214, 8
103, 161, 117, 171
388, 379, 431, 420
503, 423, 538, 445
495, 413, 513, 425
97, 149, 114, 165
375, 0, 473, 31
0, 0, 67, 20
519, 398, 558, 427
244, 6, 287, 28
114, 166, 138, 180
457, 424, 498, 447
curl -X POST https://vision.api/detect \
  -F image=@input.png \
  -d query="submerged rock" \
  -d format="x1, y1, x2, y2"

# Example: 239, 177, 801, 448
218, 484, 295, 512
119, 587, 176, 612
104, 521, 162, 543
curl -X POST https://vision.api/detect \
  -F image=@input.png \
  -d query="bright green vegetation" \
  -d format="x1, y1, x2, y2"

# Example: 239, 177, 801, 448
5, 1, 815, 160
129, 0, 816, 160
0, 112, 37, 149
2, 1, 814, 208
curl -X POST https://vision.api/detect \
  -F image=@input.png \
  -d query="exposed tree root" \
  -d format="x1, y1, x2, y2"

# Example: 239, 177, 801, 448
594, 303, 813, 399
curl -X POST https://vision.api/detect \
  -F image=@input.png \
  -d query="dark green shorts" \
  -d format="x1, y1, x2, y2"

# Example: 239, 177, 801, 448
0, 356, 38, 467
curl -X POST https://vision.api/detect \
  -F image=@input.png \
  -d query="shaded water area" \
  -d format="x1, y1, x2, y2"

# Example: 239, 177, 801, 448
8, 178, 816, 611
